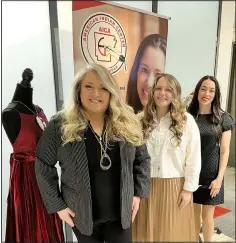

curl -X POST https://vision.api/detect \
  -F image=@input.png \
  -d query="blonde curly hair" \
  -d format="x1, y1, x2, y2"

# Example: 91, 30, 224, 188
141, 73, 187, 146
59, 63, 143, 146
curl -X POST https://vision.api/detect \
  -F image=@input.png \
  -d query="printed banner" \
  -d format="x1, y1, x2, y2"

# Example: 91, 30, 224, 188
72, 1, 169, 112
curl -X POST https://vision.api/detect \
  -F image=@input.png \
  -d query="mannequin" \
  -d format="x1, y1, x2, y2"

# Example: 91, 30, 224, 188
2, 69, 43, 144
2, 69, 64, 243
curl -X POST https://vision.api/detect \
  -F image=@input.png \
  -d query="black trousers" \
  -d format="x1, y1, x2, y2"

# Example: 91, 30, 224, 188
72, 220, 132, 242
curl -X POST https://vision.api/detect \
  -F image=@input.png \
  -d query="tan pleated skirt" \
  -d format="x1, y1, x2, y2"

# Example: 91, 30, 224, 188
132, 177, 197, 242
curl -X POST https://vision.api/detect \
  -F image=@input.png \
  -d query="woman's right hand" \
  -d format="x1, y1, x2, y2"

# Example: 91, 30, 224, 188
178, 190, 192, 210
57, 208, 75, 227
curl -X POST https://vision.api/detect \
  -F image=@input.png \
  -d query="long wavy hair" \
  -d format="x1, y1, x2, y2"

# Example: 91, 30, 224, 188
141, 74, 187, 146
188, 75, 223, 125
126, 34, 167, 113
58, 63, 143, 146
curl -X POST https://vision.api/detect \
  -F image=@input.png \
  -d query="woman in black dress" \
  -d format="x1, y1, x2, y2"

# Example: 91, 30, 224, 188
188, 75, 234, 242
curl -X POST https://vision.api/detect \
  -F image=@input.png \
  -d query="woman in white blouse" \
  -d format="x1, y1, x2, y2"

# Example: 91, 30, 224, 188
132, 73, 201, 242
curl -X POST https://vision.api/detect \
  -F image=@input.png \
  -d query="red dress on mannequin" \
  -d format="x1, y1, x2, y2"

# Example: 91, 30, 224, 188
5, 112, 64, 243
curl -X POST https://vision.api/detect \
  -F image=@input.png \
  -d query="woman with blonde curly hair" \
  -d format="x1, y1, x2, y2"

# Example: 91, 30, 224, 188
132, 73, 201, 242
35, 63, 150, 243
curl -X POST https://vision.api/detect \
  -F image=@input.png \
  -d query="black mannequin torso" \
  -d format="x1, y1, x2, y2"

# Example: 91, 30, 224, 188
2, 69, 43, 144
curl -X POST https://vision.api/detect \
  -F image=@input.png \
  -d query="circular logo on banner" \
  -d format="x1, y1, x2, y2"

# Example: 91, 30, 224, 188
80, 13, 127, 75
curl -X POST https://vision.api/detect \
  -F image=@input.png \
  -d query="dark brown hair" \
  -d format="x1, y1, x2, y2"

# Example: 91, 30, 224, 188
188, 75, 223, 125
126, 34, 167, 113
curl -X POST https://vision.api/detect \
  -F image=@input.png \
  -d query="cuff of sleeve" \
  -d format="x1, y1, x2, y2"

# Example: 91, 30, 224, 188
183, 180, 199, 192
134, 189, 149, 199
46, 198, 68, 214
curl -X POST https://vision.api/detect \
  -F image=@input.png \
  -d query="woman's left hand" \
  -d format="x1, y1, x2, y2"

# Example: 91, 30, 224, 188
209, 177, 223, 198
131, 196, 140, 223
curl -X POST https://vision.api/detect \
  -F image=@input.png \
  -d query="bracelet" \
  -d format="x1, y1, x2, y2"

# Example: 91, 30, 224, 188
217, 175, 224, 179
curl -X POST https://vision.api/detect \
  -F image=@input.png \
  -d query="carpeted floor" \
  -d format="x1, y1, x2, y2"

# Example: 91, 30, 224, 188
214, 205, 232, 218
200, 232, 235, 242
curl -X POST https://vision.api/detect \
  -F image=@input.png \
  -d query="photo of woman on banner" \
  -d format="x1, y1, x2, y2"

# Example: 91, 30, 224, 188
126, 34, 167, 113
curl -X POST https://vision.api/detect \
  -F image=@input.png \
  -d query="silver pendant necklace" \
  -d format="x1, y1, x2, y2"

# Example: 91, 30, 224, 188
88, 123, 112, 170
12, 101, 47, 131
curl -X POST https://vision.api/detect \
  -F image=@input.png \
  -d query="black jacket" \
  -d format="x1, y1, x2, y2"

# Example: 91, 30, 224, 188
35, 116, 150, 235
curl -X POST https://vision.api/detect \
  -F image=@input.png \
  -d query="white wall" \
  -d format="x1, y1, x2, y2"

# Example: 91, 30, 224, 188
57, 1, 74, 103
216, 1, 235, 110
157, 1, 219, 97
0, 1, 2, 236
1, 1, 57, 237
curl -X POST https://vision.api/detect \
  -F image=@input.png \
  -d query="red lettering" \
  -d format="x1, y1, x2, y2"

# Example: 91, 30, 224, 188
99, 26, 111, 34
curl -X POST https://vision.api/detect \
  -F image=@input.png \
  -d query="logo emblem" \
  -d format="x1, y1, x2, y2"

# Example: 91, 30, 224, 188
80, 13, 127, 74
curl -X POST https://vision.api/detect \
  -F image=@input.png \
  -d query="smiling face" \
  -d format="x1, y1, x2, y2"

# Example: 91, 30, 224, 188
153, 76, 174, 108
137, 46, 165, 107
80, 71, 110, 116
198, 79, 216, 107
